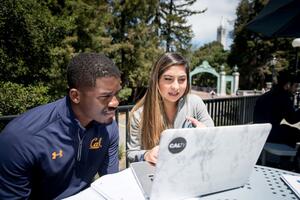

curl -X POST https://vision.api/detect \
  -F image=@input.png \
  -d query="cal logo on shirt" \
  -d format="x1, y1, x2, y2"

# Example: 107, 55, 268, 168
90, 137, 102, 149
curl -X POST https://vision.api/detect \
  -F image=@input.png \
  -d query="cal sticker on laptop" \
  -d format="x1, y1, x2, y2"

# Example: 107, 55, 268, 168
130, 123, 271, 200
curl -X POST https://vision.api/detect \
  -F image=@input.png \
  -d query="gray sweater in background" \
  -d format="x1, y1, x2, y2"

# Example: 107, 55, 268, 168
127, 94, 214, 162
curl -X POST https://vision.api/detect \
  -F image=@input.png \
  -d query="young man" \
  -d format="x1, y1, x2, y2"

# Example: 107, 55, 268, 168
0, 53, 122, 199
253, 71, 300, 147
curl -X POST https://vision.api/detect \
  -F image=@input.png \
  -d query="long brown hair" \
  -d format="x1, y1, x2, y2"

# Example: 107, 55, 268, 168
130, 52, 190, 149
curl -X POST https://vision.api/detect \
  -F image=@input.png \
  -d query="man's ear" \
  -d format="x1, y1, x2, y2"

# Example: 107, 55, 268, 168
69, 88, 80, 104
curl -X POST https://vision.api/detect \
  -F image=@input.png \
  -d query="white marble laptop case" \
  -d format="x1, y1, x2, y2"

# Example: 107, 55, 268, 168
148, 123, 271, 200
130, 161, 155, 200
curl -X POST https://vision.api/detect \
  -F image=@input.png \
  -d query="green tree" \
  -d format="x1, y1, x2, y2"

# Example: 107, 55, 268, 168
0, 0, 204, 111
109, 0, 163, 102
191, 41, 230, 72
229, 0, 295, 89
0, 0, 74, 100
0, 82, 51, 115
109, 0, 205, 102
156, 0, 206, 55
60, 0, 114, 53
190, 41, 229, 93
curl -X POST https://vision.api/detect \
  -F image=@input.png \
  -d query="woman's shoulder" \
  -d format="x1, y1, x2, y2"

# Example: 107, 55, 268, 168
186, 93, 204, 103
178, 94, 205, 110
131, 106, 143, 119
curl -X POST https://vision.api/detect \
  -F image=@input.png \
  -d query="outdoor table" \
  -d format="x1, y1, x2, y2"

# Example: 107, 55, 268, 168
200, 165, 299, 200
64, 165, 299, 200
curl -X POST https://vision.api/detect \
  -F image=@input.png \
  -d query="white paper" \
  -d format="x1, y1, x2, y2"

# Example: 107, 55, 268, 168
62, 188, 106, 200
91, 168, 145, 200
281, 174, 300, 198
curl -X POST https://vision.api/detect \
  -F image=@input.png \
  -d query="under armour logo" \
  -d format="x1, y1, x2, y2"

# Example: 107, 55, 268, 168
52, 150, 63, 160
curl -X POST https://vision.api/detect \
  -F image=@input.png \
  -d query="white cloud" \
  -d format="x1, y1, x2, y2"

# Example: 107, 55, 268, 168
187, 0, 240, 49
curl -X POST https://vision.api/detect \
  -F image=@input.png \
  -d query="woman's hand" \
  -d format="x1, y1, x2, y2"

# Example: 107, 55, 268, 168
186, 116, 206, 128
144, 145, 159, 165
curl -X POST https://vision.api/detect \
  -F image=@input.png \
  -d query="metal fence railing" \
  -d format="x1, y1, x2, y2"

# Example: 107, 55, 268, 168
117, 95, 260, 128
0, 95, 260, 138
0, 95, 261, 168
205, 95, 259, 126
0, 95, 259, 130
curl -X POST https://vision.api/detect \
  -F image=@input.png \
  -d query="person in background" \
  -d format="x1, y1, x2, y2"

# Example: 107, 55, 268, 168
253, 71, 300, 147
0, 53, 122, 200
127, 52, 214, 164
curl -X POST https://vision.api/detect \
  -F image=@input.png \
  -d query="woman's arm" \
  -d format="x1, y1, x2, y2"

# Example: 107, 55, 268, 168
190, 94, 214, 127
127, 110, 147, 163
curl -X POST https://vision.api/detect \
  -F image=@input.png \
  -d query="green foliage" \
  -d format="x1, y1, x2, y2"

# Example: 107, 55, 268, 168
108, 0, 163, 101
118, 143, 125, 160
0, 0, 202, 110
191, 73, 218, 92
0, 82, 51, 115
157, 0, 206, 54
107, 0, 205, 101
191, 41, 230, 72
190, 41, 230, 91
0, 0, 73, 100
229, 0, 295, 89
118, 86, 132, 104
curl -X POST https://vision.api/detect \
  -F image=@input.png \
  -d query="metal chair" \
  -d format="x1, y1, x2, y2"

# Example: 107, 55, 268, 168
261, 142, 297, 166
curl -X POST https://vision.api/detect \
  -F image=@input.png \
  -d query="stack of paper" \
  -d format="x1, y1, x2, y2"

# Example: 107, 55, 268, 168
281, 174, 300, 198
91, 168, 145, 200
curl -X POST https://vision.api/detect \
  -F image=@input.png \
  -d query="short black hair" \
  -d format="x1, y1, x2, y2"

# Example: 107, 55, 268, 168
67, 53, 121, 89
277, 71, 296, 87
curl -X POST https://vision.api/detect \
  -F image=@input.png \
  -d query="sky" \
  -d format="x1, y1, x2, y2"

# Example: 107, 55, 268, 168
187, 0, 240, 50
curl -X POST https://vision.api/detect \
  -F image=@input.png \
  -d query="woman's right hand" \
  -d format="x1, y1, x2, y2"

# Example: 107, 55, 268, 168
144, 145, 159, 165
186, 116, 206, 128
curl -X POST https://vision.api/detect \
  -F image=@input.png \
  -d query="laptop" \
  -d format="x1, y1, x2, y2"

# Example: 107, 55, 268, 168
130, 123, 271, 200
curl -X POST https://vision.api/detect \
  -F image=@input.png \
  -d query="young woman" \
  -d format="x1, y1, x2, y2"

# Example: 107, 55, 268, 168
127, 52, 214, 164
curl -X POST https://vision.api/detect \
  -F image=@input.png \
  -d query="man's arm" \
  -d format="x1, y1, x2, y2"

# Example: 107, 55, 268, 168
99, 121, 119, 175
0, 129, 33, 199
